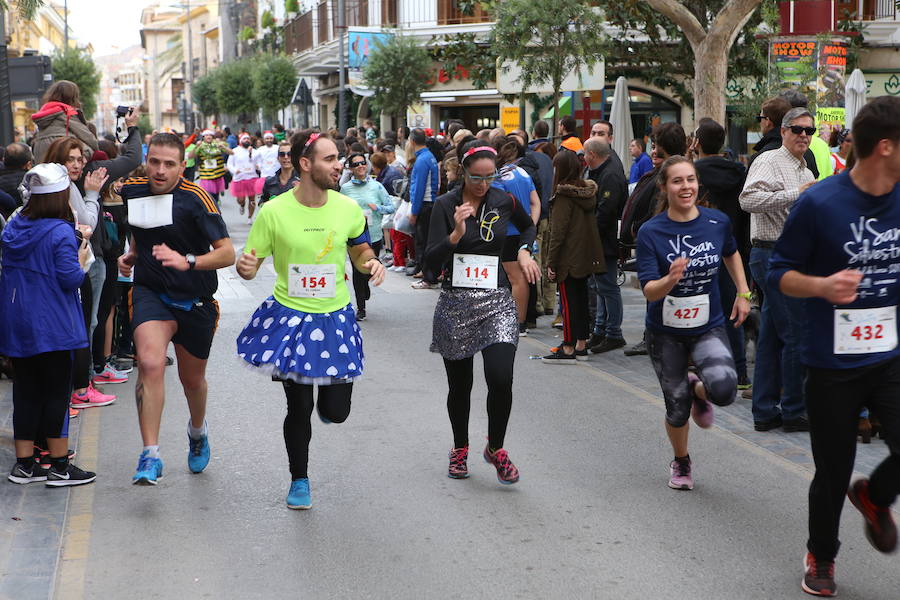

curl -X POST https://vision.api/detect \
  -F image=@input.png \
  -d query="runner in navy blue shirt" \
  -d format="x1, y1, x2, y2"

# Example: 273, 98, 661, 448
768, 96, 900, 597
118, 133, 235, 486
636, 156, 750, 492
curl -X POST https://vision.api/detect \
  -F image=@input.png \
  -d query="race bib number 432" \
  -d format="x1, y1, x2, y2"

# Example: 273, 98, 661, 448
288, 264, 336, 298
662, 294, 710, 329
834, 306, 898, 355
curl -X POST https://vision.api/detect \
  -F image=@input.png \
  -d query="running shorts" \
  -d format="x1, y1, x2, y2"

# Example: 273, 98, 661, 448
129, 285, 220, 359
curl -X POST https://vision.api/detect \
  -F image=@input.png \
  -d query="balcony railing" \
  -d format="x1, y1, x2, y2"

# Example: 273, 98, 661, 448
283, 0, 494, 56
839, 0, 899, 20
285, 10, 313, 53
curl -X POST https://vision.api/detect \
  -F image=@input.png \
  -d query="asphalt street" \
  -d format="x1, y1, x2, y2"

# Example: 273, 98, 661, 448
2, 194, 899, 600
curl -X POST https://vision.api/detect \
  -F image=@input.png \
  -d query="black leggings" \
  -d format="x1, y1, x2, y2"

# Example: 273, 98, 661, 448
559, 276, 590, 345
282, 381, 353, 479
806, 357, 900, 561
352, 240, 382, 311
443, 343, 516, 450
73, 279, 93, 389
12, 351, 74, 442
92, 259, 121, 369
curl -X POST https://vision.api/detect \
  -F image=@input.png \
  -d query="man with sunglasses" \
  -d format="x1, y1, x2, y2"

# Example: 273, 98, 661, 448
260, 141, 298, 205
740, 107, 817, 434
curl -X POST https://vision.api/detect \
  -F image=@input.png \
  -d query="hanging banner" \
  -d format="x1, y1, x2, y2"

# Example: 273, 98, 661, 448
347, 30, 393, 69
769, 36, 849, 130
500, 107, 520, 133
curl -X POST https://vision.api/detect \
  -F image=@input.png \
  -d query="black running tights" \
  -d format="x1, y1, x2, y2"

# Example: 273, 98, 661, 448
282, 381, 353, 479
12, 351, 73, 442
443, 342, 516, 450
352, 240, 382, 311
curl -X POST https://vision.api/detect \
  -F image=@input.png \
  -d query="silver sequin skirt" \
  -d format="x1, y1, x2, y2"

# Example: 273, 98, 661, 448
430, 287, 519, 360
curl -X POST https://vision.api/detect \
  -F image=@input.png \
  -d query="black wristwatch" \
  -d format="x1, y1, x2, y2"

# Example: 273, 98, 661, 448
186, 253, 197, 270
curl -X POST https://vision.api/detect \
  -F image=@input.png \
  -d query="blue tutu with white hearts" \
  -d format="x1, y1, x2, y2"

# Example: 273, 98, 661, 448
236, 298, 364, 385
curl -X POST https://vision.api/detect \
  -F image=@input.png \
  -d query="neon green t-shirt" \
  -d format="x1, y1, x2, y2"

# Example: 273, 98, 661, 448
246, 188, 367, 313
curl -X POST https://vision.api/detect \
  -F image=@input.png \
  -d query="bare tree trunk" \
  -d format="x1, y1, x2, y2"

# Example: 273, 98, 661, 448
694, 42, 729, 123
643, 0, 763, 124
550, 87, 561, 143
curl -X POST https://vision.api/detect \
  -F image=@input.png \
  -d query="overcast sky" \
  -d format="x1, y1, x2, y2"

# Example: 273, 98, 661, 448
65, 0, 158, 56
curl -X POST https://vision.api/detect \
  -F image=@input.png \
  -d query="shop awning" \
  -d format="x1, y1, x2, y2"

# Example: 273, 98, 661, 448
542, 95, 572, 119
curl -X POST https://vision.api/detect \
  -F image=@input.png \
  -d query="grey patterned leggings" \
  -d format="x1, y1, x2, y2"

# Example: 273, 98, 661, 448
647, 326, 737, 427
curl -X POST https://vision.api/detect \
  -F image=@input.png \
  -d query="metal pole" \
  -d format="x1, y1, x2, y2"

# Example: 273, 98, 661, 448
337, 0, 346, 133
186, 0, 194, 130
64, 0, 68, 48
0, 11, 13, 144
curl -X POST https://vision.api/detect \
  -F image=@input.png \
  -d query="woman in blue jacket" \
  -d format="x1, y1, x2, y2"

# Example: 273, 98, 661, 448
2, 163, 96, 487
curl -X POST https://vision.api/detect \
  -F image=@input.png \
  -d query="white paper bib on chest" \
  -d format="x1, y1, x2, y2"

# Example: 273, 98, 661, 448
452, 254, 499, 289
203, 158, 218, 170
833, 306, 898, 355
662, 294, 710, 329
127, 194, 174, 229
288, 264, 337, 298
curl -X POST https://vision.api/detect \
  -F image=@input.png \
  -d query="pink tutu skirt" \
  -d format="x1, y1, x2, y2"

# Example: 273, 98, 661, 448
231, 178, 262, 197
200, 178, 225, 194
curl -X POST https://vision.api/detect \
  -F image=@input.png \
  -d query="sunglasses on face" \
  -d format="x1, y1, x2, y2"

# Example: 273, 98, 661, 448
277, 151, 290, 157
755, 115, 768, 122
350, 161, 367, 168
788, 126, 816, 136
465, 170, 498, 184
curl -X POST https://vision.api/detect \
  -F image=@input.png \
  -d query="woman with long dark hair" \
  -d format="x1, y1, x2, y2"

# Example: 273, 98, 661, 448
636, 156, 751, 491
2, 163, 96, 486
542, 150, 605, 363
426, 141, 541, 484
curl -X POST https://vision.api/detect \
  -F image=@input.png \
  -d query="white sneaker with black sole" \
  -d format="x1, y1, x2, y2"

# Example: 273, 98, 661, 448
8, 462, 48, 484
45, 463, 96, 487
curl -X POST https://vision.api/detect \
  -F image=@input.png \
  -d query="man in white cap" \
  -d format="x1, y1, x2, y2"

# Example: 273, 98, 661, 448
257, 131, 280, 181
227, 133, 262, 220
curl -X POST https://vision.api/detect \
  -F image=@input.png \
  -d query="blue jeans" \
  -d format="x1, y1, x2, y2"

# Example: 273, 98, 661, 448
589, 263, 623, 340
749, 247, 807, 422
718, 266, 747, 378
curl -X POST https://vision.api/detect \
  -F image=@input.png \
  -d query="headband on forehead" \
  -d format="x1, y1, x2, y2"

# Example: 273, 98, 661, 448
202, 129, 214, 137
463, 146, 497, 159
304, 133, 321, 150
240, 133, 251, 141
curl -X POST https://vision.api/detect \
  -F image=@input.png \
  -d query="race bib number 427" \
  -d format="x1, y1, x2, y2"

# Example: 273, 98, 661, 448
662, 294, 710, 329
288, 264, 336, 298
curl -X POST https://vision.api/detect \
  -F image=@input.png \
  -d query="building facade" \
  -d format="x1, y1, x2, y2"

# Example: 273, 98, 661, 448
4, 0, 81, 138
280, 0, 692, 137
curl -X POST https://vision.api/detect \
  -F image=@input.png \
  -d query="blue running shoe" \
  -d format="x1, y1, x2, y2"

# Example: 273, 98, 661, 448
188, 434, 210, 473
286, 478, 311, 510
132, 451, 164, 485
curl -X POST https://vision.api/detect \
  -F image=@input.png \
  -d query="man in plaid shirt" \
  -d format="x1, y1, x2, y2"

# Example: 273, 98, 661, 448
740, 106, 817, 433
